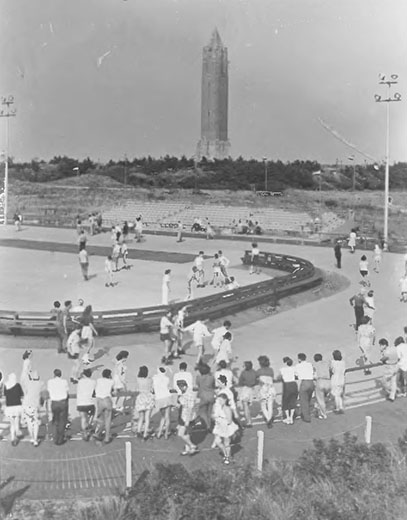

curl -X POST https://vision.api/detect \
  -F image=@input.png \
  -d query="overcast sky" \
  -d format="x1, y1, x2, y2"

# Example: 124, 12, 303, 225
0, 0, 406, 164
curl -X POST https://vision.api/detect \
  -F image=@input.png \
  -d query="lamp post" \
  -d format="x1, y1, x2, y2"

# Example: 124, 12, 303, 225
348, 155, 356, 191
0, 95, 17, 225
374, 74, 401, 248
262, 157, 268, 191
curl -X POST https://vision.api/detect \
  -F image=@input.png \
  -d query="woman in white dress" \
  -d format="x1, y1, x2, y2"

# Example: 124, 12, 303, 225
79, 305, 98, 362
330, 350, 346, 413
373, 244, 382, 273
212, 393, 238, 465
162, 269, 171, 305
348, 229, 357, 253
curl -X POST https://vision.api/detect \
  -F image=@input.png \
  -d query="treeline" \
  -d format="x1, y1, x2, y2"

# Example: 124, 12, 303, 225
7, 155, 407, 191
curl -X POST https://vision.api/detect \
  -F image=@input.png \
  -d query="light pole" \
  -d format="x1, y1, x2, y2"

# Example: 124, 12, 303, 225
262, 157, 268, 191
374, 74, 401, 247
348, 155, 356, 191
0, 95, 17, 225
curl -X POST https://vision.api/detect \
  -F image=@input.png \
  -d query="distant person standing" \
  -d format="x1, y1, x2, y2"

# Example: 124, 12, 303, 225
78, 247, 89, 281
105, 255, 114, 287
176, 221, 184, 243
334, 240, 342, 268
88, 214, 96, 236
135, 217, 143, 243
160, 310, 174, 364
279, 357, 298, 425
186, 266, 199, 300
13, 212, 22, 231
51, 301, 65, 354
206, 222, 214, 240
373, 244, 382, 273
162, 269, 171, 305
348, 229, 357, 253
359, 255, 370, 285
249, 242, 261, 274
112, 242, 121, 272
76, 368, 96, 441
218, 250, 230, 279
78, 230, 87, 252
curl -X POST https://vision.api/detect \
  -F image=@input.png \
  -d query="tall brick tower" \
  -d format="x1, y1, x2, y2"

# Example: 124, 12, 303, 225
196, 29, 230, 161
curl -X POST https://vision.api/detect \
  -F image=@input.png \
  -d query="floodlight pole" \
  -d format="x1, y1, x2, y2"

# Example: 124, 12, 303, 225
0, 95, 16, 225
374, 74, 401, 247
262, 157, 268, 191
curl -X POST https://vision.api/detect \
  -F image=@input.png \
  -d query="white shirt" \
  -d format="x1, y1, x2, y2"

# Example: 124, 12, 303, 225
160, 316, 173, 334
95, 377, 114, 399
215, 339, 233, 364
77, 378, 96, 407
173, 371, 194, 393
359, 260, 368, 271
397, 342, 407, 371
294, 361, 314, 381
47, 377, 69, 401
152, 373, 171, 400
280, 366, 296, 383
184, 320, 211, 345
400, 277, 407, 292
194, 256, 204, 269
78, 249, 88, 264
251, 247, 259, 257
219, 255, 230, 267
211, 326, 229, 350
162, 273, 170, 288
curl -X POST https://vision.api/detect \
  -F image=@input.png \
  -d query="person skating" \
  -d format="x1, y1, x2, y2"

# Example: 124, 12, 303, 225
334, 240, 342, 268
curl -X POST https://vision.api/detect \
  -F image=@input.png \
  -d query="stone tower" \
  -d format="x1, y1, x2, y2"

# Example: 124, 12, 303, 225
196, 29, 230, 161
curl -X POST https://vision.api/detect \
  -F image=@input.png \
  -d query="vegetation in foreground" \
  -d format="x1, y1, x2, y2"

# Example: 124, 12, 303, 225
5, 432, 407, 520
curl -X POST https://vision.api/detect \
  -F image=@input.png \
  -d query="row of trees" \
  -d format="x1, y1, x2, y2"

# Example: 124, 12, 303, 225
6, 155, 407, 191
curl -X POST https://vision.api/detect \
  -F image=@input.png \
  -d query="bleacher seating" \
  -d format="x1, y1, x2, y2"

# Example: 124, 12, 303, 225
102, 202, 345, 235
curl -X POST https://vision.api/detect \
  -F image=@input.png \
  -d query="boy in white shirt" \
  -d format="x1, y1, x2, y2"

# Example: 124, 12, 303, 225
184, 319, 212, 364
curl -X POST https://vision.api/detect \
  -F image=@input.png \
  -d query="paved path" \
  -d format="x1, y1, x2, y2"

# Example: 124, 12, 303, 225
1, 397, 406, 500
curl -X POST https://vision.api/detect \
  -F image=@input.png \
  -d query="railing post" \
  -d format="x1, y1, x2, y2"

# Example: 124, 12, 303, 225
364, 416, 372, 445
125, 441, 132, 489
257, 430, 264, 472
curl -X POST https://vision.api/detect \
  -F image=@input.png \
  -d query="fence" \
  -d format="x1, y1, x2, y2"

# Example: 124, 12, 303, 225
0, 250, 322, 337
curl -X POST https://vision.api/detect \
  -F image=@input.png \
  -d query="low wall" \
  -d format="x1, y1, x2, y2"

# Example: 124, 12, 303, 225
0, 250, 323, 337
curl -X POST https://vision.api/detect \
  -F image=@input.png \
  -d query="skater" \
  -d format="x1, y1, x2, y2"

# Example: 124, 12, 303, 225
348, 229, 357, 253
176, 221, 183, 243
78, 247, 89, 281
186, 266, 199, 300
218, 250, 230, 279
249, 242, 261, 274
173, 307, 187, 357
184, 318, 212, 365
334, 240, 342, 268
212, 393, 239, 465
160, 310, 174, 364
120, 242, 129, 270
78, 230, 87, 252
112, 242, 121, 272
373, 243, 382, 273
162, 269, 171, 305
349, 288, 366, 330
194, 251, 205, 287
359, 255, 370, 285
210, 253, 224, 288
135, 217, 143, 242
105, 255, 114, 287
